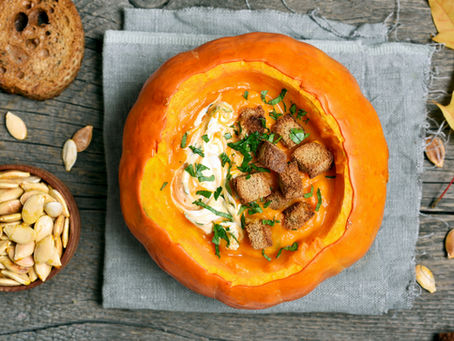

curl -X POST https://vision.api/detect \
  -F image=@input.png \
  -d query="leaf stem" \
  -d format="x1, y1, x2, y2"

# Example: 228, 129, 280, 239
431, 175, 454, 208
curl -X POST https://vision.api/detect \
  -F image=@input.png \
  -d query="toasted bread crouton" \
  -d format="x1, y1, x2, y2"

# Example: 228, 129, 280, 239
272, 115, 303, 148
282, 201, 314, 230
232, 173, 272, 204
257, 141, 287, 173
279, 161, 303, 199
292, 142, 333, 178
265, 192, 293, 210
238, 106, 266, 136
245, 220, 272, 249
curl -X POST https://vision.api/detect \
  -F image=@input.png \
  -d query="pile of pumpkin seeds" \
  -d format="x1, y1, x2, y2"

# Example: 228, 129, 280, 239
0, 170, 70, 286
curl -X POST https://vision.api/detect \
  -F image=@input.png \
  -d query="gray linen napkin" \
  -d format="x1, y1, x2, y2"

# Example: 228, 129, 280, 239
102, 8, 434, 314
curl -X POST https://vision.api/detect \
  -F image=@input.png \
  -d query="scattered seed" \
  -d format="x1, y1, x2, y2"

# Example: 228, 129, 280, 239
34, 262, 51, 282
62, 217, 69, 248
72, 125, 93, 152
22, 194, 45, 224
49, 189, 69, 217
416, 264, 436, 293
28, 267, 37, 282
34, 235, 54, 264
425, 136, 445, 168
44, 201, 62, 218
1, 269, 30, 285
0, 182, 19, 189
0, 256, 28, 274
62, 139, 77, 171
5, 112, 27, 140
14, 241, 35, 261
54, 236, 62, 258
34, 215, 53, 242
53, 215, 65, 237
0, 171, 30, 179
0, 213, 21, 223
0, 278, 21, 286
15, 255, 34, 268
446, 229, 454, 259
0, 188, 24, 203
4, 224, 35, 244
20, 182, 49, 193
0, 199, 21, 215
20, 190, 54, 205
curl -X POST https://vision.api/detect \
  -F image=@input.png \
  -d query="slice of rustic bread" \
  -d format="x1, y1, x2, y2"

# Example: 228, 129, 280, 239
0, 0, 84, 100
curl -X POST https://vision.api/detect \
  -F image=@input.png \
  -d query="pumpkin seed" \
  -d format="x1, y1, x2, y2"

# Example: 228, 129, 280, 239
6, 244, 14, 261
44, 201, 62, 218
416, 264, 436, 293
0, 263, 5, 270
49, 189, 69, 217
0, 182, 19, 189
34, 235, 58, 265
5, 112, 27, 140
0, 171, 30, 179
62, 139, 77, 172
73, 125, 93, 152
0, 256, 28, 274
1, 269, 30, 285
0, 199, 21, 215
425, 136, 445, 168
0, 213, 21, 223
0, 277, 21, 286
28, 267, 37, 282
20, 182, 49, 193
446, 229, 454, 259
53, 215, 65, 237
22, 194, 45, 224
20, 191, 55, 205
34, 215, 53, 242
54, 236, 62, 258
15, 255, 34, 268
62, 217, 69, 248
4, 224, 35, 244
14, 241, 35, 261
0, 188, 24, 203
0, 239, 10, 255
34, 262, 51, 282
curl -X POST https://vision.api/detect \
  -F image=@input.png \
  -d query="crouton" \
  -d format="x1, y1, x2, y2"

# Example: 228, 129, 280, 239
272, 115, 304, 148
238, 106, 266, 136
279, 161, 303, 199
245, 219, 272, 249
257, 141, 287, 173
265, 192, 293, 210
231, 172, 272, 204
282, 201, 314, 230
292, 142, 333, 178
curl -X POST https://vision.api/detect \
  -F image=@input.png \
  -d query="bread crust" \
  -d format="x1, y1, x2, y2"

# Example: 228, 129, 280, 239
0, 0, 84, 100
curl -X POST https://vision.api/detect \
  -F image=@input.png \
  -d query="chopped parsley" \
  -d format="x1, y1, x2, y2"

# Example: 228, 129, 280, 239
325, 175, 336, 179
224, 132, 232, 140
239, 201, 263, 215
260, 90, 268, 102
250, 164, 270, 173
160, 182, 168, 191
189, 145, 204, 157
262, 249, 272, 261
262, 218, 280, 226
268, 88, 287, 106
297, 109, 307, 119
213, 186, 222, 200
243, 90, 249, 99
259, 117, 267, 128
289, 103, 296, 116
263, 200, 272, 208
225, 165, 233, 195
181, 132, 188, 148
219, 153, 231, 167
315, 188, 322, 212
240, 213, 246, 230
303, 185, 314, 198
289, 128, 309, 144
184, 163, 215, 182
202, 134, 209, 143
269, 111, 283, 120
193, 199, 233, 221
276, 242, 299, 258
212, 224, 230, 258
196, 190, 211, 199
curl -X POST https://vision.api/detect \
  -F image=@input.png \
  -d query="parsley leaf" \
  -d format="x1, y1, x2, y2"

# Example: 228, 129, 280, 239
224, 132, 232, 140
263, 200, 272, 208
303, 185, 314, 198
262, 249, 272, 261
262, 218, 280, 226
213, 187, 222, 200
276, 242, 299, 258
269, 111, 283, 120
181, 132, 188, 148
219, 153, 231, 167
289, 103, 296, 116
189, 145, 204, 157
297, 109, 307, 119
196, 190, 211, 199
289, 128, 309, 144
193, 199, 233, 221
212, 224, 230, 258
160, 182, 168, 191
243, 90, 249, 99
202, 134, 209, 143
260, 90, 268, 102
225, 165, 233, 195
185, 163, 215, 182
240, 201, 263, 215
259, 117, 267, 128
315, 188, 322, 211
325, 175, 336, 179
240, 213, 246, 230
268, 88, 287, 105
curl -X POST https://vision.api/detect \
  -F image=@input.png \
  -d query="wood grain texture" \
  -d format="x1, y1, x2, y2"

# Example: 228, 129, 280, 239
0, 0, 453, 340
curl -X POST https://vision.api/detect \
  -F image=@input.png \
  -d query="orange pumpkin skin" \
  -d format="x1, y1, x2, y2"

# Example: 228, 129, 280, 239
119, 33, 388, 309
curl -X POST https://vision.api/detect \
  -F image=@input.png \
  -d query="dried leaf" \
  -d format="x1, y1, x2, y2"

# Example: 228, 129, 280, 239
425, 136, 445, 167
72, 125, 93, 152
435, 91, 454, 130
5, 112, 27, 140
429, 0, 454, 49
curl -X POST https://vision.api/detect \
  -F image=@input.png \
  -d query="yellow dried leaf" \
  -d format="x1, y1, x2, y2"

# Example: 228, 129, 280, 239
425, 136, 445, 167
429, 0, 454, 49
435, 92, 454, 130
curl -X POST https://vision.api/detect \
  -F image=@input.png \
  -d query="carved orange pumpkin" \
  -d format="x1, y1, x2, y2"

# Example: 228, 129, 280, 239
119, 32, 388, 309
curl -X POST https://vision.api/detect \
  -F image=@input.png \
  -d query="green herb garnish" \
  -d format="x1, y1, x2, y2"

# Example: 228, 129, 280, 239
189, 145, 204, 157
315, 188, 322, 212
212, 224, 230, 258
267, 88, 287, 105
219, 152, 231, 167
202, 134, 209, 143
297, 109, 307, 119
243, 90, 249, 99
193, 199, 233, 221
160, 182, 168, 191
259, 117, 267, 128
262, 218, 280, 226
240, 213, 246, 230
276, 242, 299, 258
224, 132, 232, 140
269, 111, 283, 120
289, 103, 296, 116
289, 128, 309, 144
303, 185, 314, 198
263, 200, 272, 208
325, 175, 336, 179
185, 163, 215, 182
196, 190, 211, 199
213, 187, 222, 200
262, 249, 272, 261
181, 132, 188, 148
260, 90, 268, 102
240, 201, 263, 215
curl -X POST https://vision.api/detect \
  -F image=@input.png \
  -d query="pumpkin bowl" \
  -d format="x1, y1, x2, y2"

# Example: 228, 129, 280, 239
0, 164, 80, 292
120, 32, 388, 309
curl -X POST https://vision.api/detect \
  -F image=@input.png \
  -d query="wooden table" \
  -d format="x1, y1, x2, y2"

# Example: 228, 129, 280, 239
0, 0, 453, 339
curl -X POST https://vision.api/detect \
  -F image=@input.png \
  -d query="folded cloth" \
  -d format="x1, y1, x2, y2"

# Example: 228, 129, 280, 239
102, 8, 434, 314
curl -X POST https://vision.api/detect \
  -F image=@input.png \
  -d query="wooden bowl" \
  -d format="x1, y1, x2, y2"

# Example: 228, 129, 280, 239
0, 164, 80, 291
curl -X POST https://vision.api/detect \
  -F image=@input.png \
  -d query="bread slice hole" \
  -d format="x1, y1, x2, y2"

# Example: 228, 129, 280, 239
22, 1, 32, 9
17, 71, 25, 79
14, 12, 29, 32
26, 38, 40, 49
0, 66, 6, 74
37, 10, 49, 26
